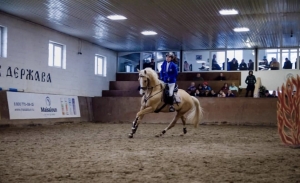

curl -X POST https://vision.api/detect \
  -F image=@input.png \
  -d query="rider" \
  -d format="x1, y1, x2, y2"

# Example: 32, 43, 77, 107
160, 52, 178, 112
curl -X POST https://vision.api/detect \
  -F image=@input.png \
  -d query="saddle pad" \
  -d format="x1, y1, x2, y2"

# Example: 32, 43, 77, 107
174, 93, 181, 103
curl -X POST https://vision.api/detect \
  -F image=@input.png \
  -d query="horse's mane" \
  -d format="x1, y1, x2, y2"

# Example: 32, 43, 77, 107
141, 68, 165, 88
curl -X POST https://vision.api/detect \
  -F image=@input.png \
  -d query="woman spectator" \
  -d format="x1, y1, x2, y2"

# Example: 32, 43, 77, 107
229, 82, 239, 92
220, 83, 229, 94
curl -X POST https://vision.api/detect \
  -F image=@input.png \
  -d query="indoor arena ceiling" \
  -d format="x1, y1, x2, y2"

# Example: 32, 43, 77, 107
0, 0, 300, 52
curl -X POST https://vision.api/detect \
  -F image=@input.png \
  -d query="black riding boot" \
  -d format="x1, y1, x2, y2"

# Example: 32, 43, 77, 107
168, 96, 175, 112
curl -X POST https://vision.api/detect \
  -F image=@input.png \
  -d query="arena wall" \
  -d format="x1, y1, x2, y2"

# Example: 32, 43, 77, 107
0, 13, 117, 97
0, 91, 93, 126
92, 97, 277, 126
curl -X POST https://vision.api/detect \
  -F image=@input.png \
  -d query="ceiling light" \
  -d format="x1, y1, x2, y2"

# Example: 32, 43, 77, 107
246, 43, 251, 48
233, 27, 250, 32
219, 9, 238, 15
107, 15, 127, 20
141, 31, 157, 35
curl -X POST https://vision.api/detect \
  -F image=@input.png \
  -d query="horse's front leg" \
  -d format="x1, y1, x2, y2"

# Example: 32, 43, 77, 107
128, 106, 153, 138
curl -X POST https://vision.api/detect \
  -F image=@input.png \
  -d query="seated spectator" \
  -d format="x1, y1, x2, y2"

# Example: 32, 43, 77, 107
202, 82, 212, 91
215, 72, 226, 81
230, 58, 239, 70
212, 60, 221, 70
248, 59, 254, 70
187, 82, 196, 95
220, 83, 229, 94
226, 90, 235, 97
271, 91, 277, 98
194, 89, 202, 97
199, 63, 206, 71
203, 90, 211, 97
270, 58, 279, 70
194, 73, 204, 81
283, 58, 292, 69
210, 90, 218, 97
229, 82, 239, 92
239, 59, 248, 70
197, 84, 203, 91
265, 90, 274, 98
217, 90, 226, 97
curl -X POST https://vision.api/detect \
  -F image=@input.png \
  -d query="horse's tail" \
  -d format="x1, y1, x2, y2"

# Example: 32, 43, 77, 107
187, 96, 203, 128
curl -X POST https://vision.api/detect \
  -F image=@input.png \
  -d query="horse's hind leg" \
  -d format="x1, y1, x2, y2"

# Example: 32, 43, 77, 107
155, 112, 183, 137
180, 115, 187, 136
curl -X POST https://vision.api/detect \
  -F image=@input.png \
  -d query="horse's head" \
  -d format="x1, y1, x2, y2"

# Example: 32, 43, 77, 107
138, 68, 162, 95
138, 69, 149, 91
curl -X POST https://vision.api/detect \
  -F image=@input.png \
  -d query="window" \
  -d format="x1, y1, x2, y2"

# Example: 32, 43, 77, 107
95, 55, 107, 76
0, 26, 7, 58
48, 41, 66, 69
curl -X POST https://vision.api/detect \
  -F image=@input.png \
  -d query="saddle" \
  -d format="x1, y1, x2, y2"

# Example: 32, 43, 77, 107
154, 84, 180, 113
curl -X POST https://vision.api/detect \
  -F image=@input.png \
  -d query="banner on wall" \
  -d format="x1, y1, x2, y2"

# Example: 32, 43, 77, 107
7, 92, 81, 119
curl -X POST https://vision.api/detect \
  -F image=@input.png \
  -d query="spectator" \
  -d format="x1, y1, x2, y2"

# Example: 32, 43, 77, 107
245, 70, 256, 97
229, 82, 239, 92
226, 90, 235, 97
197, 84, 203, 91
194, 73, 204, 81
194, 89, 202, 97
210, 90, 218, 97
187, 82, 197, 95
202, 82, 212, 91
265, 90, 274, 98
149, 58, 156, 71
199, 63, 206, 70
218, 90, 226, 97
239, 59, 248, 70
248, 59, 254, 70
220, 83, 229, 94
271, 91, 277, 98
212, 54, 221, 70
283, 58, 292, 69
212, 60, 221, 70
270, 58, 279, 70
215, 72, 226, 81
203, 90, 211, 97
183, 61, 191, 71
230, 58, 239, 70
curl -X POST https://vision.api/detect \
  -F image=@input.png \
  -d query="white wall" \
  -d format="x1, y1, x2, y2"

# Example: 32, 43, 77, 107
0, 13, 117, 96
241, 70, 299, 91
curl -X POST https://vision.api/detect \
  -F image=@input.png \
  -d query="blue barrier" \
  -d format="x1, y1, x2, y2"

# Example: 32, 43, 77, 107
8, 88, 18, 92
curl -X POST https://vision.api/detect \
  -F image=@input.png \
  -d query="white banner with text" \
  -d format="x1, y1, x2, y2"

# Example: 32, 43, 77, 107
7, 92, 81, 119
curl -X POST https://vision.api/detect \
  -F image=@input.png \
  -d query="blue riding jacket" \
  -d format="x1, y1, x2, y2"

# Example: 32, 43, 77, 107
160, 61, 178, 83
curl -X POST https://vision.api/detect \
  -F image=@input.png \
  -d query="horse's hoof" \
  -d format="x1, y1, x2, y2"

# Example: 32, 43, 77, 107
128, 134, 133, 138
155, 134, 160, 137
179, 133, 184, 136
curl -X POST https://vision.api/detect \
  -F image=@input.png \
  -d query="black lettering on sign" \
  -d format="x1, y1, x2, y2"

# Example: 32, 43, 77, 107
41, 72, 46, 82
14, 67, 19, 78
35, 71, 40, 81
20, 69, 25, 79
6, 67, 12, 77
26, 69, 34, 80
47, 73, 51, 83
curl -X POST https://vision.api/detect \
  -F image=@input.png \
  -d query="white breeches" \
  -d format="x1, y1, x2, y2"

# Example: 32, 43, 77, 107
168, 83, 175, 96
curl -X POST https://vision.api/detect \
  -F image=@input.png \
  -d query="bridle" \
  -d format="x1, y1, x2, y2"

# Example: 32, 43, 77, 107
139, 75, 163, 103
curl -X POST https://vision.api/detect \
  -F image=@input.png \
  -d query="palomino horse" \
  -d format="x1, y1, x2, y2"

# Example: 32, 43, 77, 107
128, 68, 203, 138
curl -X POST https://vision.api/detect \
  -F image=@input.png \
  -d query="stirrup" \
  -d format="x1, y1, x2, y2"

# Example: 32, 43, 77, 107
169, 106, 175, 112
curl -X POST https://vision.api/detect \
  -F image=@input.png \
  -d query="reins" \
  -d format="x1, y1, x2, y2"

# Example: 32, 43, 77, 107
140, 77, 163, 103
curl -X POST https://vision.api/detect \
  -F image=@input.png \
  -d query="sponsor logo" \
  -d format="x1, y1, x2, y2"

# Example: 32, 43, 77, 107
41, 96, 57, 113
